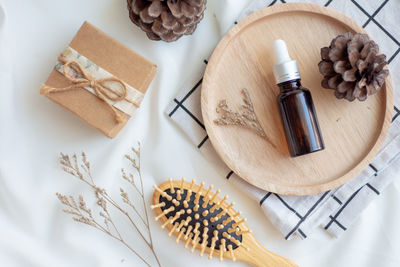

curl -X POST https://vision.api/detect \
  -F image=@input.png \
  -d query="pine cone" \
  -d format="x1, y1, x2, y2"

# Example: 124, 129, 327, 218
127, 0, 206, 42
318, 33, 389, 101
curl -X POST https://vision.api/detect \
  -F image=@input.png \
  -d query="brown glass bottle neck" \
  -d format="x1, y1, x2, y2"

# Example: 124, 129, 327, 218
278, 79, 302, 92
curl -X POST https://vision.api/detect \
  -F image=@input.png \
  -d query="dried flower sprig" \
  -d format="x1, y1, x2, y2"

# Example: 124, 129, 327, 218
214, 88, 268, 139
57, 142, 161, 267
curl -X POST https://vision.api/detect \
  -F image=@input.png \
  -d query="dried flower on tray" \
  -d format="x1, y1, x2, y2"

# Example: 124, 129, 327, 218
214, 88, 268, 139
57, 143, 161, 267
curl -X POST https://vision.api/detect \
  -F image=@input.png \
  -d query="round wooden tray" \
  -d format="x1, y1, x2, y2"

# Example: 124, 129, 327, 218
201, 3, 393, 196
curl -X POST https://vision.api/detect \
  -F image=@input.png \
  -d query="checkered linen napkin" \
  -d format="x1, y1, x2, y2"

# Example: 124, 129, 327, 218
166, 0, 400, 239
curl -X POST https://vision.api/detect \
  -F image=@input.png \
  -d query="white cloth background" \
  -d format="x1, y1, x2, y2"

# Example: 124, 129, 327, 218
0, 0, 400, 267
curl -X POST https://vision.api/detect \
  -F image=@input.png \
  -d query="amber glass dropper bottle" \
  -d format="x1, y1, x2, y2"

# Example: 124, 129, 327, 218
273, 39, 325, 157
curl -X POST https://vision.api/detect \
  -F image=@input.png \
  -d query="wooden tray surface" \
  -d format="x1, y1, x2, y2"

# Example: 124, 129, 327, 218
201, 3, 393, 195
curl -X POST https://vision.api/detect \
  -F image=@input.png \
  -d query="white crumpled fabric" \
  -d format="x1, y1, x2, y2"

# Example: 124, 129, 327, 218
1, 0, 400, 267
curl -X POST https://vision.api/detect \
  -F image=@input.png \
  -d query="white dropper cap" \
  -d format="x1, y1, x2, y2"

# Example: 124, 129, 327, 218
274, 39, 291, 64
272, 39, 300, 84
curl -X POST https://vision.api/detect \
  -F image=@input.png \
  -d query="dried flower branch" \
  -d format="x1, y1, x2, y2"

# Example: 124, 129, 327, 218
214, 88, 268, 139
57, 142, 161, 267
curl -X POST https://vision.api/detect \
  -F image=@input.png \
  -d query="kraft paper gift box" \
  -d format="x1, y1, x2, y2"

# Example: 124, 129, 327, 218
40, 21, 157, 138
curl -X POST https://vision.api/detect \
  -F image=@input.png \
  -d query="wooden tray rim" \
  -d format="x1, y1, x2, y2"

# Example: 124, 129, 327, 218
201, 3, 394, 195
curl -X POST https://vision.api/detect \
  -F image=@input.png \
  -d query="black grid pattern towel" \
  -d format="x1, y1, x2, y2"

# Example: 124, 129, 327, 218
166, 0, 400, 239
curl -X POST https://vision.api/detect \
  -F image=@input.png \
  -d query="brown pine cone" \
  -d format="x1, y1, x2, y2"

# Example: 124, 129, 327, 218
127, 0, 206, 42
318, 33, 389, 101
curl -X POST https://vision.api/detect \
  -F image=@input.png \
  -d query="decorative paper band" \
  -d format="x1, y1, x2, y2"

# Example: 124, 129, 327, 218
54, 47, 144, 117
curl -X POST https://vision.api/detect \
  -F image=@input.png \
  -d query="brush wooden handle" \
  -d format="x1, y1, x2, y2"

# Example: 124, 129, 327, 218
242, 238, 298, 267
235, 233, 298, 267
152, 179, 299, 266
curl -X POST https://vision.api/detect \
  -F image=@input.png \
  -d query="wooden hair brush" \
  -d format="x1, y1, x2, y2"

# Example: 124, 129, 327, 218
151, 178, 298, 267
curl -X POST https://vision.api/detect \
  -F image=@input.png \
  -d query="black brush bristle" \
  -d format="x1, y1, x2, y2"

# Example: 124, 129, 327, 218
159, 187, 242, 250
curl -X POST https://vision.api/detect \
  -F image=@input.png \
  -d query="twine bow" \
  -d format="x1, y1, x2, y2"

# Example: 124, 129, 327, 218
42, 55, 131, 123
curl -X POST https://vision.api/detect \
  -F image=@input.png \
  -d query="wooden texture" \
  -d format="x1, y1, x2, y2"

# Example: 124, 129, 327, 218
201, 3, 393, 195
152, 179, 298, 267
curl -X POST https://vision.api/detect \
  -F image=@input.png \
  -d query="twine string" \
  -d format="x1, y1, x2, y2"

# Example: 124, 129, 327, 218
42, 55, 131, 123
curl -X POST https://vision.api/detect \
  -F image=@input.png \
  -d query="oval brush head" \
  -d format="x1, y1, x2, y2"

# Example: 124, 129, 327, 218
151, 178, 298, 266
